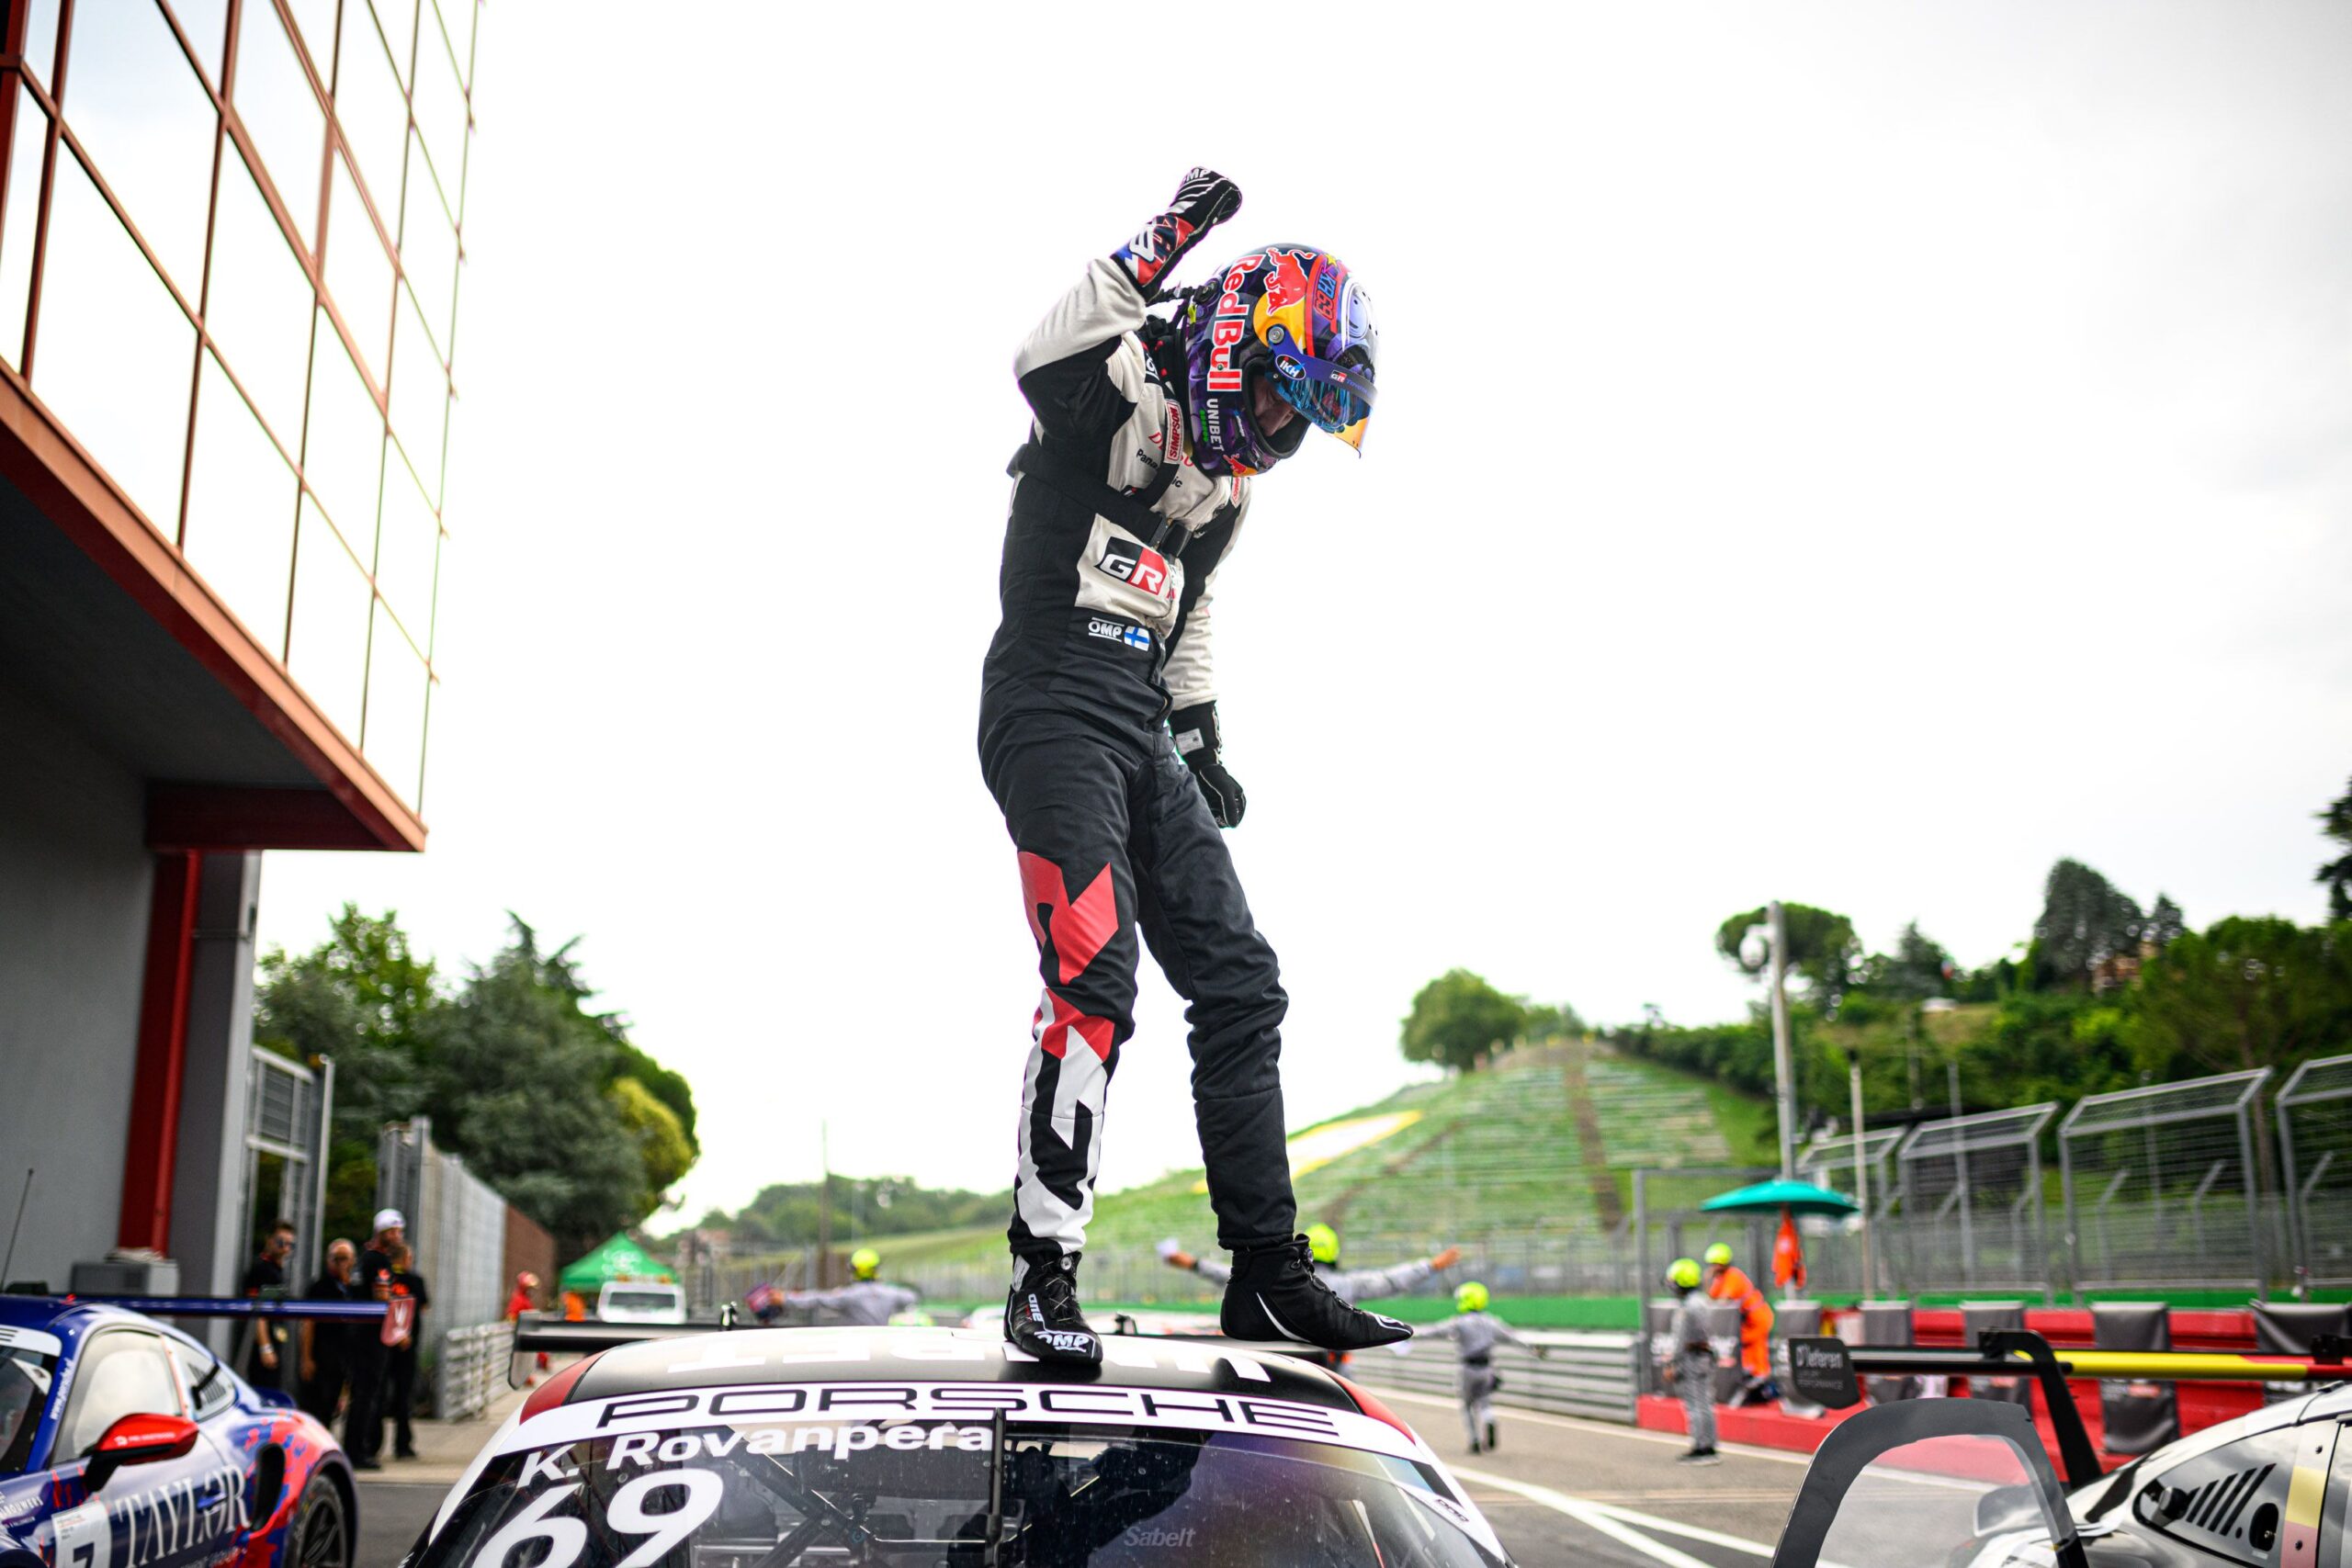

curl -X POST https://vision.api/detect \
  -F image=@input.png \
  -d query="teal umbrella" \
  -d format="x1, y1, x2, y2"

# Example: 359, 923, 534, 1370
1701, 1178, 1859, 1216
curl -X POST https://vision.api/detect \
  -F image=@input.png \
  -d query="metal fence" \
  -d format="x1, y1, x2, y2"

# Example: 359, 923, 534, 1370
1895, 1104, 2056, 1298
1348, 1331, 1640, 1425
437, 1320, 514, 1421
729, 1063, 2349, 1313
2278, 1054, 2352, 1290
1797, 1126, 1904, 1218
378, 1116, 514, 1406
2062, 1070, 2274, 1294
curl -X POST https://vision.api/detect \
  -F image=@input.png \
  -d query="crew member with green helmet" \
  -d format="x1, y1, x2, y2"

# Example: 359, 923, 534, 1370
1160, 1223, 1460, 1306
1661, 1258, 1720, 1464
780, 1247, 922, 1326
1419, 1280, 1548, 1454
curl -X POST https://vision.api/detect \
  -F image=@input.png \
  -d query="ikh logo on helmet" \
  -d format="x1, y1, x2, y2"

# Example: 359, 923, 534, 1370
1097, 535, 1173, 601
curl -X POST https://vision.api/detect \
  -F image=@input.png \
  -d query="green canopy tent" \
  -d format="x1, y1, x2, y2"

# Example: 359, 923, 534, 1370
1700, 1179, 1859, 1297
559, 1233, 677, 1294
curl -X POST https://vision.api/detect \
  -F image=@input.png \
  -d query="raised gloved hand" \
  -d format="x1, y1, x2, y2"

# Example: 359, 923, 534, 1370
1114, 167, 1242, 300
1170, 702, 1245, 829
1430, 1247, 1463, 1271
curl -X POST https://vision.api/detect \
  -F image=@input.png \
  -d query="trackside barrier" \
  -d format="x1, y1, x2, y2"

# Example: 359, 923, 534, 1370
436, 1321, 514, 1422
1350, 1329, 1639, 1424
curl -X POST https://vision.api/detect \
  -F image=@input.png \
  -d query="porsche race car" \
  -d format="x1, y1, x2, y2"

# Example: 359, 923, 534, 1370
434, 1323, 1513, 1565
0, 1295, 356, 1568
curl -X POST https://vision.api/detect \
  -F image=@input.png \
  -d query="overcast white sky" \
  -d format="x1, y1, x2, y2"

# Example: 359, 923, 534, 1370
254, 2, 2352, 1224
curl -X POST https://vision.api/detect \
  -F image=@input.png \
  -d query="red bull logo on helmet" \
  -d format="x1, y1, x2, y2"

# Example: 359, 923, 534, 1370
1207, 253, 1265, 393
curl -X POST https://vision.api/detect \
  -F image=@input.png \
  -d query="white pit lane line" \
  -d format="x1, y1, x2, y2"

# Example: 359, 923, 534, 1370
1454, 1467, 1753, 1568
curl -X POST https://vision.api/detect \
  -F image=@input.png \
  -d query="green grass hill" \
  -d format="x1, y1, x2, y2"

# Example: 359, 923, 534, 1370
870, 1041, 1773, 1282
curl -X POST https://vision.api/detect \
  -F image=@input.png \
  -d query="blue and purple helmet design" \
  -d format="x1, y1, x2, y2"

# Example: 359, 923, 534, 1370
1182, 245, 1376, 476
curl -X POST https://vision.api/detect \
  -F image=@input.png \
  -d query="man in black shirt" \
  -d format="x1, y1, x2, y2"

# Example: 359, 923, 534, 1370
297, 1239, 356, 1425
238, 1221, 295, 1388
344, 1209, 402, 1470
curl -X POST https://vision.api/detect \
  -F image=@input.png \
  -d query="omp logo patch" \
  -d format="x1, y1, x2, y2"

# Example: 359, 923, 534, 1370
1097, 536, 1171, 599
1087, 618, 1149, 651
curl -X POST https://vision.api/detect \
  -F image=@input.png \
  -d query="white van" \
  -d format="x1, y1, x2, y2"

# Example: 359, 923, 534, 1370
595, 1280, 686, 1323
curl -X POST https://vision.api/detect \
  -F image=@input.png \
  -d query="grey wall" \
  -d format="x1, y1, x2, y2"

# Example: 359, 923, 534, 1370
0, 678, 150, 1291
171, 853, 263, 1307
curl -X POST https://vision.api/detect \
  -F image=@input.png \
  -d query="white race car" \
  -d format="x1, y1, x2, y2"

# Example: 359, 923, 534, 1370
419, 1325, 1514, 1565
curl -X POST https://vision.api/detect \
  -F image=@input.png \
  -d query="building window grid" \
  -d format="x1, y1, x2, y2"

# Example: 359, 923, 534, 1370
0, 0, 469, 776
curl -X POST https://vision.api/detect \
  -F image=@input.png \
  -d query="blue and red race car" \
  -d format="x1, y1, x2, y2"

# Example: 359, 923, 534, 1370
0, 1296, 355, 1568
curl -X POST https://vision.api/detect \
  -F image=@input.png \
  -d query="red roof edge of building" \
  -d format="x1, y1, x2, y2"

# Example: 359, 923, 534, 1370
0, 369, 425, 852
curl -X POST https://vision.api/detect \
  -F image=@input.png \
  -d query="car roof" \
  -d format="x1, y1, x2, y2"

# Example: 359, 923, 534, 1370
557, 1325, 1365, 1413
0, 1295, 214, 1359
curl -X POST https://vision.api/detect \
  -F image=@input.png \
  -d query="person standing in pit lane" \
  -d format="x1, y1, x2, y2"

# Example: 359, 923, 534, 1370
982, 168, 1391, 1366
777, 1248, 922, 1327
1419, 1281, 1549, 1454
1662, 1258, 1722, 1465
238, 1220, 295, 1389
1704, 1242, 1777, 1404
1160, 1224, 1463, 1306
297, 1238, 355, 1424
344, 1208, 401, 1471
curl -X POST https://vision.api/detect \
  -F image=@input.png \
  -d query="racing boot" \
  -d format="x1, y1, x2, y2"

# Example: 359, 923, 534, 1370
1219, 1235, 1414, 1351
1004, 1253, 1103, 1366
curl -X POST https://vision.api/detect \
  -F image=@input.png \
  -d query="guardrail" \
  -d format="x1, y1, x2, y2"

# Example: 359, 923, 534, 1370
1350, 1330, 1640, 1424
436, 1321, 514, 1421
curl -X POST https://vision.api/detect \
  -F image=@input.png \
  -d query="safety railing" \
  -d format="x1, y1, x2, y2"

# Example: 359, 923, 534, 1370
436, 1320, 514, 1421
1346, 1330, 1640, 1425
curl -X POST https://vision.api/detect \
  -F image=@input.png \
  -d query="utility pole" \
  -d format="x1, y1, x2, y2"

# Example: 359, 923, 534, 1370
1849, 1052, 1873, 1298
1769, 900, 1796, 1180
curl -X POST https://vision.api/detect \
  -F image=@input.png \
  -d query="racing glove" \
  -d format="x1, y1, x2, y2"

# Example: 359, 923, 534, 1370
1114, 167, 1242, 301
1171, 702, 1245, 829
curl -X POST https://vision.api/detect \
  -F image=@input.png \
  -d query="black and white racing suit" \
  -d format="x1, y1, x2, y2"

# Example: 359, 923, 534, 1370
980, 254, 1294, 1268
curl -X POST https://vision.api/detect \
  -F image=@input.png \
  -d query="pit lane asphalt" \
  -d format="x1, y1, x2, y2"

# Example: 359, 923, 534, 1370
352, 1385, 1808, 1568
1369, 1385, 1805, 1566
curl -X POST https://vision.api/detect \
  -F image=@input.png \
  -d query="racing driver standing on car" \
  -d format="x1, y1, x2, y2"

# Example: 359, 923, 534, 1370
983, 169, 1396, 1365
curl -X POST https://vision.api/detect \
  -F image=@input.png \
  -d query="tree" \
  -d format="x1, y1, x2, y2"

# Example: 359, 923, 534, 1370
2320, 776, 2352, 921
1715, 904, 1861, 1004
2144, 894, 2187, 951
2031, 859, 2144, 988
253, 907, 441, 1242
2119, 916, 2352, 1082
608, 1077, 695, 1213
1854, 921, 1953, 1000
1521, 1002, 1586, 1043
1400, 969, 1529, 1073
426, 924, 652, 1258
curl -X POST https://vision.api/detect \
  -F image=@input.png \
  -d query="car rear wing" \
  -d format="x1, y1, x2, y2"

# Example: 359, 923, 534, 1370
1837, 1329, 2352, 1488
511, 1308, 740, 1353
70, 1294, 387, 1323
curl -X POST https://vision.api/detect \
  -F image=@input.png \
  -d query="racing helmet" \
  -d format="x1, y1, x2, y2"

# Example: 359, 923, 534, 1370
1304, 1224, 1341, 1266
850, 1247, 881, 1280
1703, 1243, 1733, 1268
1454, 1281, 1489, 1314
1182, 245, 1376, 477
1668, 1258, 1702, 1291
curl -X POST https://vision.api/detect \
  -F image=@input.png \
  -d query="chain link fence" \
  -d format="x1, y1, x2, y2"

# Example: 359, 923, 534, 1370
2061, 1070, 2274, 1293
2278, 1054, 2352, 1290
1895, 1104, 2057, 1298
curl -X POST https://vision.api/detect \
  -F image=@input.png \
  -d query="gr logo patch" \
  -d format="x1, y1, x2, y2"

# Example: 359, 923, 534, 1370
1098, 536, 1171, 599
